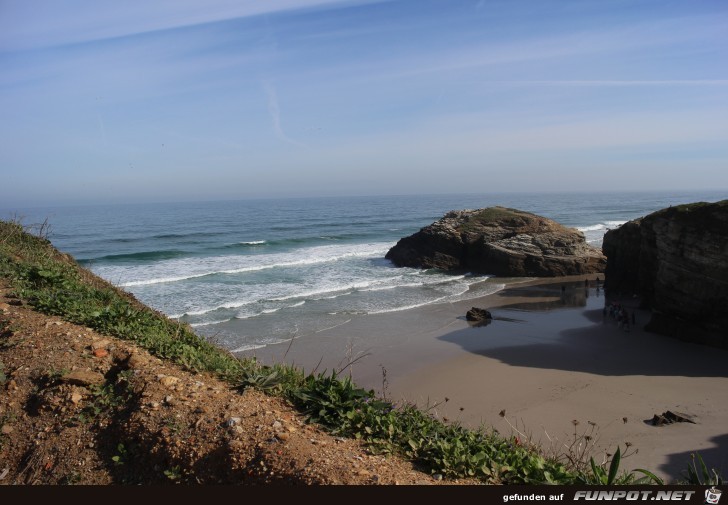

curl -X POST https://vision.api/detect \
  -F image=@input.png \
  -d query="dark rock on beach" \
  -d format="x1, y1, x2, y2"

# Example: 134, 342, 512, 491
651, 411, 697, 427
602, 200, 728, 348
385, 207, 606, 276
466, 307, 493, 322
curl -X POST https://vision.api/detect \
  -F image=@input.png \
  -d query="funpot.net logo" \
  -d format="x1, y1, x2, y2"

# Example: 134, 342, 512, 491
573, 490, 697, 501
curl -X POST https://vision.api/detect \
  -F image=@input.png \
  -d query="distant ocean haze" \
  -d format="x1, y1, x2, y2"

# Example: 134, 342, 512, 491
6, 190, 725, 351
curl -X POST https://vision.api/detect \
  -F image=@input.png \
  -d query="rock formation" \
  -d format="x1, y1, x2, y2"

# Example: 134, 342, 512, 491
385, 206, 606, 276
602, 200, 728, 347
466, 307, 493, 323
651, 411, 697, 427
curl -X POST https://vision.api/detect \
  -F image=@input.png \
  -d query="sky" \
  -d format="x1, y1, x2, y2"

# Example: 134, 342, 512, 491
1, 0, 727, 207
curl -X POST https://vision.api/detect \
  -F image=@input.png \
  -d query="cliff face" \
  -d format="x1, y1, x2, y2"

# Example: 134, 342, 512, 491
602, 201, 728, 347
385, 207, 606, 276
602, 220, 644, 298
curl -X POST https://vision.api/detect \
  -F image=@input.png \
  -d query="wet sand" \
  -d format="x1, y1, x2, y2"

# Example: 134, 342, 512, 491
241, 275, 728, 482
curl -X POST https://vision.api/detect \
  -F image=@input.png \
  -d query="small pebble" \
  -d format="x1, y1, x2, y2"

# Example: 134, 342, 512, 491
93, 348, 109, 358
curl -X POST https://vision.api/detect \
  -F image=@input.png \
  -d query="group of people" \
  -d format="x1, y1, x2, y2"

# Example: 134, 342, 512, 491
603, 301, 635, 331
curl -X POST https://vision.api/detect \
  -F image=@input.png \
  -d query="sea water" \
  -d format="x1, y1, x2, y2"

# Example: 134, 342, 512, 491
5, 190, 725, 351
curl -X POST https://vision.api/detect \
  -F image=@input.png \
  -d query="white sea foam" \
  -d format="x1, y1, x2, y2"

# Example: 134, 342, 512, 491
315, 319, 352, 333
188, 318, 232, 328
451, 281, 506, 303
121, 273, 210, 287
231, 343, 268, 352
367, 295, 452, 314
359, 276, 463, 292
102, 242, 391, 287
577, 220, 628, 247
420, 273, 467, 285
170, 298, 258, 318
174, 269, 491, 325
577, 220, 627, 233
269, 282, 370, 302
578, 224, 606, 232
177, 284, 358, 320
316, 291, 354, 300
360, 284, 401, 292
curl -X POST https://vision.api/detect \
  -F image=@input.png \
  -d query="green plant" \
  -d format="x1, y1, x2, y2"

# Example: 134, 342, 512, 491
36, 367, 70, 391
282, 369, 576, 483
0, 315, 16, 350
632, 468, 665, 485
238, 364, 295, 393
163, 417, 185, 435
575, 446, 664, 485
542, 419, 602, 474
111, 443, 127, 466
75, 371, 134, 425
577, 446, 624, 485
0, 315, 12, 335
163, 466, 182, 482
681, 453, 724, 485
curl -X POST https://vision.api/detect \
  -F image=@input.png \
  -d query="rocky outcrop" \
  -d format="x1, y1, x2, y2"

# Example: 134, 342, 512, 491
385, 207, 606, 276
466, 307, 493, 322
602, 200, 728, 347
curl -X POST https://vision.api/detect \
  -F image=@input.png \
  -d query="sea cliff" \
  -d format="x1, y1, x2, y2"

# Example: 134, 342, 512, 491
602, 201, 728, 347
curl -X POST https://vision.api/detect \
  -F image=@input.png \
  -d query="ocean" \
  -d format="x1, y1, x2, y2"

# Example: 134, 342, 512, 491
5, 190, 725, 352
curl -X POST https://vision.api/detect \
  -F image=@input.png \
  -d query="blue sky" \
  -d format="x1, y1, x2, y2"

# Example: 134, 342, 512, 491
1, 0, 727, 206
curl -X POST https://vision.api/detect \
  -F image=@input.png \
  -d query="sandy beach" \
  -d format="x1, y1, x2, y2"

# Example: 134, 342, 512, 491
242, 275, 728, 482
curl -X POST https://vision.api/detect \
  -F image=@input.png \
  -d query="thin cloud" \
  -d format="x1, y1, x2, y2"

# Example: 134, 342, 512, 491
389, 13, 728, 79
484, 80, 728, 87
261, 80, 308, 149
0, 0, 389, 50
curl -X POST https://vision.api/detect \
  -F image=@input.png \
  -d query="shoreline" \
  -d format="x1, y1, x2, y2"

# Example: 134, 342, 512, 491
243, 274, 728, 482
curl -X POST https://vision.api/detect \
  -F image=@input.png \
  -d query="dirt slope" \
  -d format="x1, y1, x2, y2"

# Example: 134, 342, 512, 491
0, 284, 474, 485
